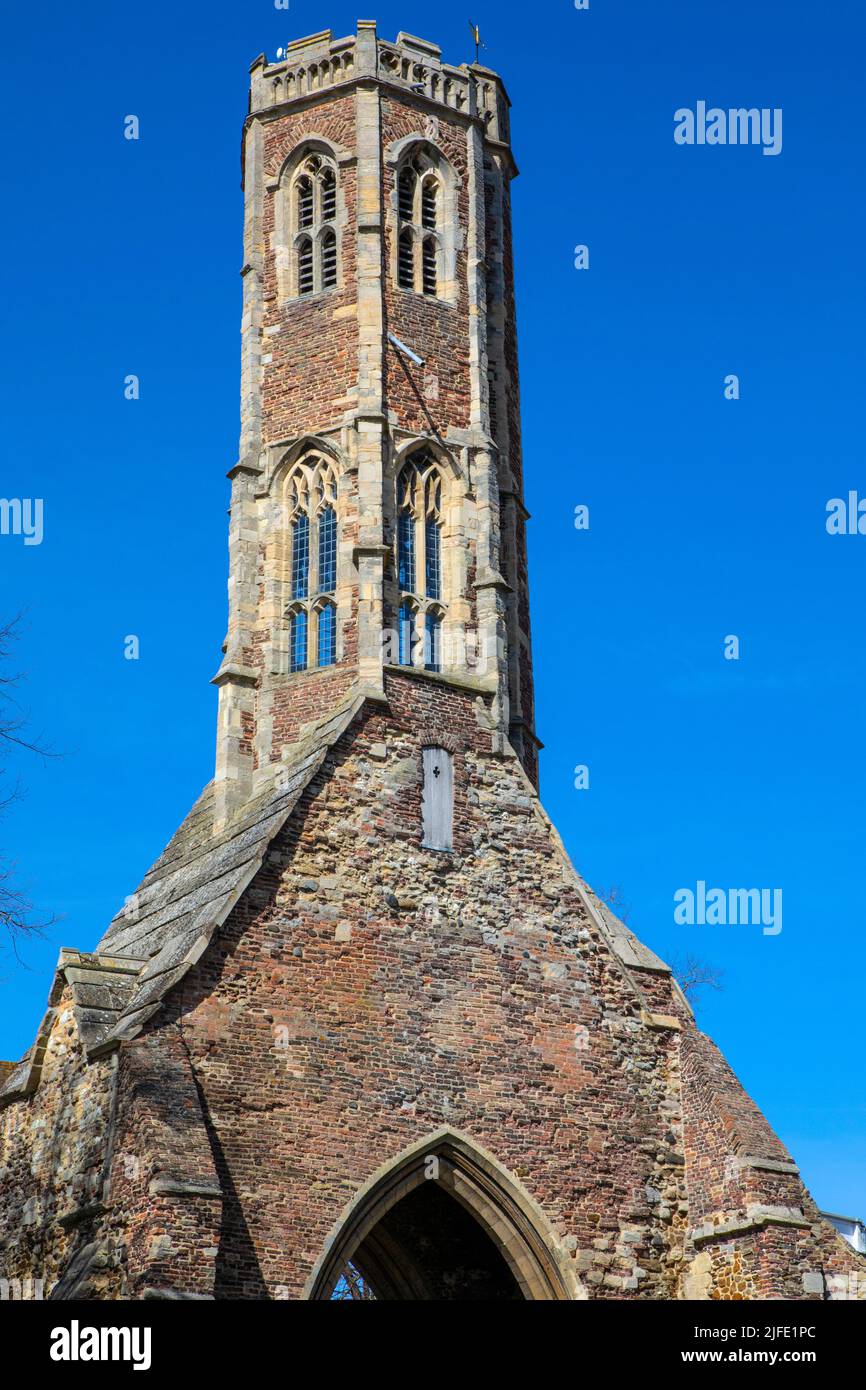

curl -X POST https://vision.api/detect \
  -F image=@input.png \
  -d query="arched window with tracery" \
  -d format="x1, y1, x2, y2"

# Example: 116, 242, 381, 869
284, 452, 340, 671
395, 153, 443, 298
291, 153, 339, 297
395, 450, 446, 669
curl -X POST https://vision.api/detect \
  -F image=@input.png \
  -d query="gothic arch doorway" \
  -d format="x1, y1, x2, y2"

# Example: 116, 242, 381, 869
307, 1130, 576, 1301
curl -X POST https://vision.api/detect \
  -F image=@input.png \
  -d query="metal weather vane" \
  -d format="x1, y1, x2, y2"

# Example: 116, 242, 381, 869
468, 20, 486, 65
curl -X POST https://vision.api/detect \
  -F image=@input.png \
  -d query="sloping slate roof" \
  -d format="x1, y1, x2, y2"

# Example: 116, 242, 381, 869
88, 695, 365, 1051
2, 684, 674, 1104
2, 695, 355, 1095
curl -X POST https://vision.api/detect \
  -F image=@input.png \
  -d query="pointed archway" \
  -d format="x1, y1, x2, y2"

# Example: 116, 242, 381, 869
307, 1129, 580, 1301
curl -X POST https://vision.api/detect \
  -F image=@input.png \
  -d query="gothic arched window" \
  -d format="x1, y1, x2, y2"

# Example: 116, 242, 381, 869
394, 450, 446, 669
394, 151, 444, 298
291, 153, 339, 297
284, 453, 340, 671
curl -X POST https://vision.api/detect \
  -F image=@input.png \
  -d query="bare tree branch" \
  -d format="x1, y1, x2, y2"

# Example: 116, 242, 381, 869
0, 615, 57, 950
595, 883, 724, 1011
0, 616, 55, 758
670, 953, 725, 1005
596, 884, 631, 926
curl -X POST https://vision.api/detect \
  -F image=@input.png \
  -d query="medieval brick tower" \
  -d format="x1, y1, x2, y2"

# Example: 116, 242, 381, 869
213, 20, 536, 831
1, 24, 864, 1303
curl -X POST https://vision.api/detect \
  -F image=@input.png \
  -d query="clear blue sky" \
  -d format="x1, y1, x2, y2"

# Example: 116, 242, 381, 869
1, 1, 864, 1217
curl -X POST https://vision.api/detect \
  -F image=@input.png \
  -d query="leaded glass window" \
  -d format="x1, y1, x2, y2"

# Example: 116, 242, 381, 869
318, 505, 336, 593
290, 610, 308, 673
399, 601, 414, 667
398, 509, 416, 592
292, 514, 310, 599
318, 603, 336, 668
425, 517, 441, 600
424, 611, 441, 673
395, 450, 446, 672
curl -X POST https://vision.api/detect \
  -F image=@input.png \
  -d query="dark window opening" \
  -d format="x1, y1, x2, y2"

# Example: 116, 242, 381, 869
421, 179, 437, 230
321, 168, 336, 222
422, 238, 437, 296
398, 167, 416, 222
398, 229, 414, 289
298, 237, 314, 295
296, 176, 314, 229
321, 230, 337, 288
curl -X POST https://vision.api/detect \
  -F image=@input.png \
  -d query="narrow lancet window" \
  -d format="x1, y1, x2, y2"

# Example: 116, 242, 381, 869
421, 178, 437, 230
398, 229, 414, 290
422, 237, 437, 296
284, 454, 338, 677
398, 167, 416, 222
425, 518, 441, 600
318, 505, 336, 593
321, 167, 336, 222
398, 601, 414, 667
292, 514, 310, 599
318, 603, 336, 667
398, 509, 416, 592
321, 229, 337, 289
424, 612, 441, 672
297, 176, 314, 229
290, 610, 308, 673
298, 237, 314, 295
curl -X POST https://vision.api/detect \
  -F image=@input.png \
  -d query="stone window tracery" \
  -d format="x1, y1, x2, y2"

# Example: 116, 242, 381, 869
290, 154, 340, 297
284, 452, 340, 671
395, 155, 443, 298
395, 450, 446, 668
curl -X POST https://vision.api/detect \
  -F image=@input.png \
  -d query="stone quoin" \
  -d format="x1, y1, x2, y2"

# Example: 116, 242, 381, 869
1, 23, 863, 1301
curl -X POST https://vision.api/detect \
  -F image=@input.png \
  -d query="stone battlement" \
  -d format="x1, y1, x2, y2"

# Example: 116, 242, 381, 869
249, 23, 511, 145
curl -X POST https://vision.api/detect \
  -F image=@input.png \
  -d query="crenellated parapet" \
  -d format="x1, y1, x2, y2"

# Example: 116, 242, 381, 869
249, 25, 512, 150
